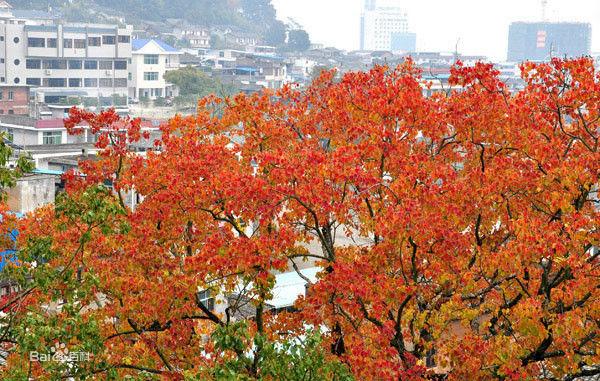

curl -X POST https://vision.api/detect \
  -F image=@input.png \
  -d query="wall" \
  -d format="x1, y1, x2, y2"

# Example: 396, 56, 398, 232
0, 85, 29, 115
6, 174, 56, 214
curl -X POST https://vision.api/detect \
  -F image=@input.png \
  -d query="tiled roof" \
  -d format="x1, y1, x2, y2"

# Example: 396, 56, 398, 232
132, 39, 179, 53
35, 119, 65, 129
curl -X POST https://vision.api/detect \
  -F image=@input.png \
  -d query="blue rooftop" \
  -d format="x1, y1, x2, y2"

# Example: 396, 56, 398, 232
132, 39, 179, 53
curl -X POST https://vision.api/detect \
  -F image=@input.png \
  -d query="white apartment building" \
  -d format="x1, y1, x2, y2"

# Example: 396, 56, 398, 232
0, 1, 132, 105
129, 39, 181, 100
360, 0, 410, 51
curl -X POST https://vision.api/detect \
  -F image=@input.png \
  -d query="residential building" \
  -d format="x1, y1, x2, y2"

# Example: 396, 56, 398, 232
173, 25, 210, 49
0, 84, 29, 115
507, 22, 592, 62
0, 1, 133, 105
360, 0, 412, 51
129, 39, 182, 100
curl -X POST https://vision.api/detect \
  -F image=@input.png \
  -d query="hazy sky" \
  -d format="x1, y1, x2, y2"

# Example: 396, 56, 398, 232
272, 0, 600, 60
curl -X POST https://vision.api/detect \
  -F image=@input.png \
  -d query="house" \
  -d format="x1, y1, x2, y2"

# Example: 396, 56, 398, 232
129, 39, 182, 100
0, 84, 29, 115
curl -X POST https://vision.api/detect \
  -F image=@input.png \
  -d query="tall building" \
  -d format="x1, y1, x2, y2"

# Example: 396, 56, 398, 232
360, 0, 413, 52
0, 1, 132, 105
507, 22, 591, 62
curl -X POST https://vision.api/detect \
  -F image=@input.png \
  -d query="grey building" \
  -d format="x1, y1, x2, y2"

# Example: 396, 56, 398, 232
0, 1, 132, 105
507, 22, 592, 62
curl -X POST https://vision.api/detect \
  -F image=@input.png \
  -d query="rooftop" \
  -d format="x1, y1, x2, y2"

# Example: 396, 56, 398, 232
132, 38, 180, 53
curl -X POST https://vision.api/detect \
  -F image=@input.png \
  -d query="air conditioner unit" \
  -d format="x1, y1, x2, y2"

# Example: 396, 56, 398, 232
45, 69, 52, 75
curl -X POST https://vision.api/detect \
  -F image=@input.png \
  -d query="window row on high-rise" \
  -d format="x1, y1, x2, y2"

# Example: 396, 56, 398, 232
27, 35, 130, 48
24, 59, 128, 70
25, 78, 128, 88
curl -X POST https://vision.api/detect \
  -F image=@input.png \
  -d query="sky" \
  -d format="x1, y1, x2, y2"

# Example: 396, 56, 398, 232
271, 0, 600, 60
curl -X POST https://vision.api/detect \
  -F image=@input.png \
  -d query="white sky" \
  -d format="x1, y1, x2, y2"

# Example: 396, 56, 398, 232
272, 0, 600, 60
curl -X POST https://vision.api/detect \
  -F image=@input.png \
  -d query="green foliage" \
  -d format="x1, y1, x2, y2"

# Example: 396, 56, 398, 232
264, 20, 286, 47
286, 29, 311, 52
0, 132, 34, 200
0, 185, 126, 380
192, 323, 354, 381
165, 66, 236, 99
153, 97, 167, 107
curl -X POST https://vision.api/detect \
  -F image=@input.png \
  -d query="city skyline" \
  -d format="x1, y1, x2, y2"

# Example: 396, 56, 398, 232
272, 0, 600, 59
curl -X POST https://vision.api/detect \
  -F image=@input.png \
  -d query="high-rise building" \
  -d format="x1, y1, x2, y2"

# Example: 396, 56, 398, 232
360, 0, 414, 52
0, 1, 132, 105
507, 22, 591, 62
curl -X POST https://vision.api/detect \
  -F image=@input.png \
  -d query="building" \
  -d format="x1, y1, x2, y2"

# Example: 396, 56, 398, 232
360, 0, 412, 51
507, 22, 592, 62
172, 25, 210, 50
390, 31, 416, 52
0, 1, 133, 105
129, 39, 182, 100
0, 84, 29, 115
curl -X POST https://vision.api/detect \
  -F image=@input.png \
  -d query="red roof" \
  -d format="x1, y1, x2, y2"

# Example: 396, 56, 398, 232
35, 119, 65, 129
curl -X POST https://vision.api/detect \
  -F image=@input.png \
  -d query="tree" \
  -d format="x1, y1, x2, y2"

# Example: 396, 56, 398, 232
164, 66, 234, 99
0, 133, 33, 200
0, 58, 599, 380
264, 20, 286, 47
286, 29, 311, 51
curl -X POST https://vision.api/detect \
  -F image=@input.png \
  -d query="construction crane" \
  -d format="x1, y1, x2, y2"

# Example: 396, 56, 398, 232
541, 0, 548, 22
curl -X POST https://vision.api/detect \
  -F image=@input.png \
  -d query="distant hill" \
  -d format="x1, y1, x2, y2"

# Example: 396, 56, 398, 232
7, 0, 309, 50
8, 0, 278, 30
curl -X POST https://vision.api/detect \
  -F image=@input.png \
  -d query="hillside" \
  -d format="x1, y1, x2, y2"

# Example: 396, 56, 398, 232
8, 0, 281, 32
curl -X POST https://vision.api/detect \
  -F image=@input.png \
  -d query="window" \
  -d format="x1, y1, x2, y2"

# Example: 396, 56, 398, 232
13, 59, 19, 65
87, 37, 101, 47
13, 77, 19, 84
47, 38, 57, 48
118, 35, 130, 43
26, 78, 41, 86
43, 131, 62, 145
128, 73, 132, 80
144, 72, 159, 81
0, 77, 5, 83
99, 78, 113, 88
0, 91, 3, 100
114, 78, 127, 87
8, 91, 13, 100
0, 59, 3, 63
28, 37, 45, 47
0, 36, 3, 41
68, 78, 81, 87
114, 60, 127, 70
197, 290, 215, 311
99, 60, 112, 70
102, 35, 115, 45
68, 60, 82, 70
43, 60, 67, 69
7, 110, 13, 115
13, 37, 19, 43
43, 78, 66, 87
63, 38, 73, 48
74, 39, 86, 49
84, 60, 98, 70
84, 78, 97, 87
144, 55, 159, 65
26, 59, 41, 69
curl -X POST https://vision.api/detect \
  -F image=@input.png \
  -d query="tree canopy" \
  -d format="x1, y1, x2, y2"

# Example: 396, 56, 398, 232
0, 58, 598, 380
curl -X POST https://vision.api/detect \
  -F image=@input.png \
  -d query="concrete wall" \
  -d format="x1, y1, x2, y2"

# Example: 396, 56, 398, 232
6, 174, 56, 214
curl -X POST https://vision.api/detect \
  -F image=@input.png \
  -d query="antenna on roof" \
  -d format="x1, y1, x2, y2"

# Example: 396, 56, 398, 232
541, 0, 549, 21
